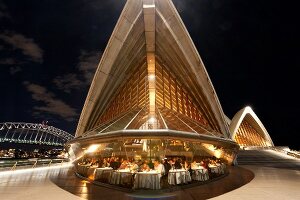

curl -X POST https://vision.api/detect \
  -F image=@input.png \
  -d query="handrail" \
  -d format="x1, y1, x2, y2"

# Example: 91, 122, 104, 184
11, 162, 17, 171
48, 160, 52, 167
32, 160, 37, 168
0, 158, 69, 172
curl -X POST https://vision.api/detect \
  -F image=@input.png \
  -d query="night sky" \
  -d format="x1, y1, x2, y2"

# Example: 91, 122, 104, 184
0, 0, 299, 150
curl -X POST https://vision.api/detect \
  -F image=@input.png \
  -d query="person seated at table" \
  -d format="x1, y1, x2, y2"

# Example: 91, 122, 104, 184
130, 161, 139, 172
140, 162, 150, 172
111, 157, 121, 170
90, 158, 96, 166
148, 159, 154, 170
216, 159, 223, 166
101, 158, 110, 168
174, 158, 182, 169
126, 160, 133, 170
185, 160, 193, 175
82, 158, 92, 165
191, 160, 198, 169
109, 157, 116, 169
154, 159, 165, 175
201, 160, 209, 169
168, 158, 175, 170
209, 159, 216, 166
118, 159, 128, 170
208, 160, 218, 169
184, 160, 191, 171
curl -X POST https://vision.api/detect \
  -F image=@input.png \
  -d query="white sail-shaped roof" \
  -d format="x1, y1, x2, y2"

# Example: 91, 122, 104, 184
75, 0, 230, 139
230, 106, 274, 146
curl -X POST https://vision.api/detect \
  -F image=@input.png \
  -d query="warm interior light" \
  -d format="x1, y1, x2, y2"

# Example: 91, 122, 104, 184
148, 117, 156, 124
86, 144, 100, 153
143, 140, 147, 152
202, 143, 224, 159
147, 53, 156, 117
148, 74, 155, 80
214, 149, 223, 158
143, 4, 155, 9
149, 89, 155, 112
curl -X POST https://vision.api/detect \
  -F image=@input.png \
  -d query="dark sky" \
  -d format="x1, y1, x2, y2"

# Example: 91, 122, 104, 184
0, 0, 299, 150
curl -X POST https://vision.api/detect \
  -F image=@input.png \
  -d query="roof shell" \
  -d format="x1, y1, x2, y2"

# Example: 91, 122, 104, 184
229, 106, 274, 146
75, 0, 230, 139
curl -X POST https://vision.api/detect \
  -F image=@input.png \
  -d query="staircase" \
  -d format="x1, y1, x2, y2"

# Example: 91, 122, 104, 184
237, 149, 300, 170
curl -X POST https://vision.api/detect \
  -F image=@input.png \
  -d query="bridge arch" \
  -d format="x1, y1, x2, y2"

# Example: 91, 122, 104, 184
0, 122, 74, 146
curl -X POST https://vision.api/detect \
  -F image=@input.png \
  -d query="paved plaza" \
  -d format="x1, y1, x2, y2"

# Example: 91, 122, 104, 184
0, 149, 299, 200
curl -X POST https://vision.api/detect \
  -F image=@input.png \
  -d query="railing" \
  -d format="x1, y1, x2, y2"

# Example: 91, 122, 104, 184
0, 158, 69, 172
270, 147, 300, 159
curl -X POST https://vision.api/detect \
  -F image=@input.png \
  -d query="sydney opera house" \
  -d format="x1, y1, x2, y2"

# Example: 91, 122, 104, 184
67, 0, 275, 189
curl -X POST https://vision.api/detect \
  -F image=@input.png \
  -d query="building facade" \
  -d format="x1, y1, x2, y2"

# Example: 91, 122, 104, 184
229, 107, 274, 148
68, 0, 273, 166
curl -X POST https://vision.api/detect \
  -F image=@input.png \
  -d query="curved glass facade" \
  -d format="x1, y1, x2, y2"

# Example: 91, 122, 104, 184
68, 0, 240, 190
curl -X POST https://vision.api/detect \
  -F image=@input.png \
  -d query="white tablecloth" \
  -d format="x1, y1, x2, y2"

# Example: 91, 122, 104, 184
76, 165, 91, 177
218, 163, 226, 174
209, 165, 219, 173
209, 164, 226, 174
168, 169, 191, 185
109, 170, 133, 186
191, 167, 209, 181
134, 172, 161, 190
94, 167, 113, 181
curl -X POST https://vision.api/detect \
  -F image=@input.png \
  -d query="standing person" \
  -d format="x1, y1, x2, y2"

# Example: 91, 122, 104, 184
169, 158, 175, 170
233, 154, 238, 166
163, 158, 171, 174
174, 158, 182, 169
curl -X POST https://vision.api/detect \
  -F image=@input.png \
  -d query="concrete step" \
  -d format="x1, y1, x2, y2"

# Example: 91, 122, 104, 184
236, 149, 300, 169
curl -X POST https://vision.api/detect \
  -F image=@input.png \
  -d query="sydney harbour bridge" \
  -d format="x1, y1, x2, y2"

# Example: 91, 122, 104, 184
0, 122, 74, 146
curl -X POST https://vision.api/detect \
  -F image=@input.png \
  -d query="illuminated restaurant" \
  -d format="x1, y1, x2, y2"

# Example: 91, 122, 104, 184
66, 0, 273, 190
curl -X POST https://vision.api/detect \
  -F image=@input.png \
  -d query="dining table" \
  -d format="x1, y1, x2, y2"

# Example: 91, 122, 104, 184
109, 169, 134, 186
191, 166, 209, 181
133, 171, 161, 190
94, 167, 113, 182
168, 169, 191, 185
